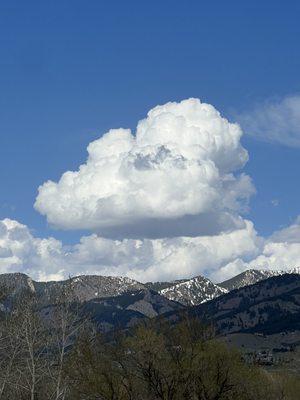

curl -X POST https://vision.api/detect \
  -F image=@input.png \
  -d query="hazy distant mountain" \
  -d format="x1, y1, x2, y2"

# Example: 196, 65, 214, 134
159, 275, 228, 306
219, 268, 300, 291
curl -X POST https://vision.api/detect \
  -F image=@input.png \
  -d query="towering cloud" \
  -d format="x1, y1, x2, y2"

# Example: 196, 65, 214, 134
35, 99, 254, 238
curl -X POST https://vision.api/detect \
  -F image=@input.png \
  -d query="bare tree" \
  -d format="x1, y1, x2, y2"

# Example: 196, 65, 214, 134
46, 278, 86, 400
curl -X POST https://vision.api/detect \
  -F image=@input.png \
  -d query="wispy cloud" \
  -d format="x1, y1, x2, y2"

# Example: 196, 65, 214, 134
271, 199, 279, 207
237, 95, 300, 148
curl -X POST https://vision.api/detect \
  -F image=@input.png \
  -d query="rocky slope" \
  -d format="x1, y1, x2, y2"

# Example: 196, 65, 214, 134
145, 279, 189, 292
0, 273, 36, 297
159, 275, 228, 306
219, 268, 300, 291
0, 273, 145, 304
82, 288, 184, 332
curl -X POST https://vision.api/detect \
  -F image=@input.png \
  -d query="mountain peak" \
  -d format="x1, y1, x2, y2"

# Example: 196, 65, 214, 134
218, 268, 300, 291
160, 275, 227, 306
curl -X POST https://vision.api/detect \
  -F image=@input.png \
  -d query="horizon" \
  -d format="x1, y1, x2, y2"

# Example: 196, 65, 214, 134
1, 265, 300, 285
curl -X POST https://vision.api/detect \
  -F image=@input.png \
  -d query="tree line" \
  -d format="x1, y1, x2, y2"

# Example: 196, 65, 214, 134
0, 287, 299, 399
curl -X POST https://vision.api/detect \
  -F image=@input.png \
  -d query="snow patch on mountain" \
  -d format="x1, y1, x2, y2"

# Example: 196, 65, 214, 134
160, 275, 228, 306
219, 268, 300, 291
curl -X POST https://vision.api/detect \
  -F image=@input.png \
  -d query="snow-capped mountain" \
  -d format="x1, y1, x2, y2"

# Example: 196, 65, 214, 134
1, 268, 299, 312
168, 273, 300, 336
218, 268, 300, 291
145, 279, 189, 292
159, 275, 228, 306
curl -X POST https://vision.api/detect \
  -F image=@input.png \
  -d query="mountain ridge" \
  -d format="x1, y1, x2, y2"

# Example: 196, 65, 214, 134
0, 268, 299, 308
219, 267, 300, 291
187, 273, 300, 335
159, 275, 227, 306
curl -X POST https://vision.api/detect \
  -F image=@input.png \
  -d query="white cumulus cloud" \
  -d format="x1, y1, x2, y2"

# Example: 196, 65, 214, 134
0, 219, 66, 281
34, 99, 254, 238
215, 217, 300, 281
270, 216, 300, 243
3, 98, 299, 284
0, 218, 260, 282
67, 220, 260, 282
1, 216, 300, 283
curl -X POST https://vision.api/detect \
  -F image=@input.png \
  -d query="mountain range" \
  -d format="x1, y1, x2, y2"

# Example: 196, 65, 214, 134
0, 268, 299, 335
149, 267, 300, 306
0, 267, 299, 308
59, 272, 300, 339
1, 266, 300, 380
179, 273, 300, 335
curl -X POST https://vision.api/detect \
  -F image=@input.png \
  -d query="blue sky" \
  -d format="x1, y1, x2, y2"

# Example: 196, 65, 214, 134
0, 1, 300, 280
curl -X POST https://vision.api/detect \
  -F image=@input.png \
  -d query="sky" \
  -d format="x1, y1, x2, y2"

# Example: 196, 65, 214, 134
0, 1, 300, 282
